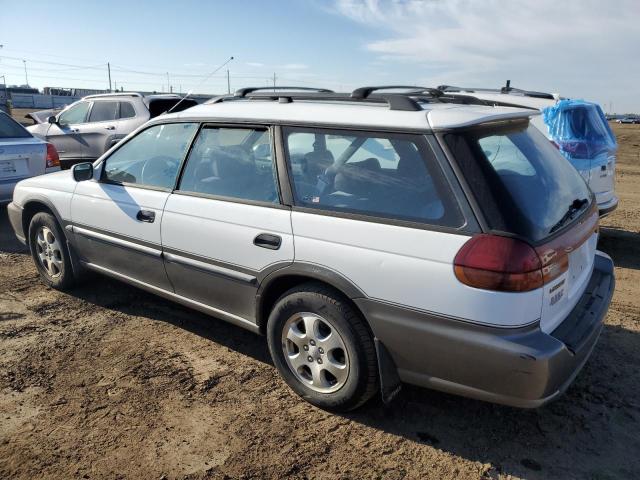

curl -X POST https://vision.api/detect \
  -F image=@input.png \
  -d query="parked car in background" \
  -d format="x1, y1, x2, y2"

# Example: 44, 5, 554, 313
616, 116, 640, 124
8, 86, 614, 411
27, 92, 198, 169
441, 84, 619, 217
0, 111, 59, 203
24, 109, 61, 125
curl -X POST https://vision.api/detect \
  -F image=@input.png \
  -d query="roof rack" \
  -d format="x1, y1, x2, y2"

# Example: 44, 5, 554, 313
83, 92, 143, 99
204, 85, 506, 112
438, 80, 555, 100
235, 86, 334, 97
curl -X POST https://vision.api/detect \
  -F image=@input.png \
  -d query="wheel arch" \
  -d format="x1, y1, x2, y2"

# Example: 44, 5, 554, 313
21, 197, 67, 244
255, 263, 366, 335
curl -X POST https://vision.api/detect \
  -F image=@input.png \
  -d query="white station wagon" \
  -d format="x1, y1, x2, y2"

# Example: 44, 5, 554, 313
8, 86, 615, 411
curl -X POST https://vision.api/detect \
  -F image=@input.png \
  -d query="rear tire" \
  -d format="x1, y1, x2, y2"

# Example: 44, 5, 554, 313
28, 212, 76, 290
266, 282, 379, 411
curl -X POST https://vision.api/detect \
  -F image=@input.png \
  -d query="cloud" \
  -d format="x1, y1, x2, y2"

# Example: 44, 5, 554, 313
332, 0, 640, 110
281, 63, 309, 70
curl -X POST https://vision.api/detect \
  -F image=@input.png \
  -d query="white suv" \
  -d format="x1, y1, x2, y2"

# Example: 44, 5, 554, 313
7, 86, 615, 411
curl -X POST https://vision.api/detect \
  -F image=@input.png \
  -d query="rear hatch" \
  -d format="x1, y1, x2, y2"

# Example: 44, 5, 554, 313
444, 120, 598, 332
0, 113, 47, 186
542, 101, 617, 207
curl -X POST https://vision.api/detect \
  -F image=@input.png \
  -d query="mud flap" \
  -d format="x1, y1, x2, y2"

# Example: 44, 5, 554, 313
374, 338, 402, 404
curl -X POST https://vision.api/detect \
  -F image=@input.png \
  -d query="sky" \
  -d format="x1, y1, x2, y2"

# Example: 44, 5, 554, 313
1, 0, 639, 112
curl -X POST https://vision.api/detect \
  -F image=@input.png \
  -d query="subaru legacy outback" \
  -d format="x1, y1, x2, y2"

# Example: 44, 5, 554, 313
8, 86, 615, 411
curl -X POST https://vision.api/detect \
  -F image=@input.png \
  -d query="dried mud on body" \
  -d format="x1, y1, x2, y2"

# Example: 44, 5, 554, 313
1, 124, 640, 479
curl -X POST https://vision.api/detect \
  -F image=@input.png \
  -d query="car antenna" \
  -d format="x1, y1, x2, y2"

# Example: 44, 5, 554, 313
165, 56, 234, 114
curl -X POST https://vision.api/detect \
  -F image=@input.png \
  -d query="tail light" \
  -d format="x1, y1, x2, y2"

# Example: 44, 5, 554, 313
454, 235, 569, 292
45, 143, 60, 168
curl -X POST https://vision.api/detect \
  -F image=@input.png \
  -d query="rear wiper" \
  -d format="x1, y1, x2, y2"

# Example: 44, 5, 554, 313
549, 198, 589, 234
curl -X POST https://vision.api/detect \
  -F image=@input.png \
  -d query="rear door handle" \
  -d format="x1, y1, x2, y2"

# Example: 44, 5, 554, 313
136, 209, 156, 223
253, 233, 281, 250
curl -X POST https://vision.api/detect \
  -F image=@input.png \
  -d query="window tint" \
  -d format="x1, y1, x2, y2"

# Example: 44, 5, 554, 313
284, 128, 462, 226
0, 112, 31, 138
178, 127, 278, 203
119, 102, 136, 119
88, 101, 118, 123
444, 123, 592, 241
58, 101, 90, 125
103, 123, 197, 189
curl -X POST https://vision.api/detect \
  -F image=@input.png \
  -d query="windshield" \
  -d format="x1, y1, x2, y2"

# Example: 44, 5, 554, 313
0, 113, 32, 139
444, 122, 592, 241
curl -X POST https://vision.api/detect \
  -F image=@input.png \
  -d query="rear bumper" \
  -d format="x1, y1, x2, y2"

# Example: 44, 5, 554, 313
597, 195, 618, 218
357, 252, 615, 408
7, 202, 26, 244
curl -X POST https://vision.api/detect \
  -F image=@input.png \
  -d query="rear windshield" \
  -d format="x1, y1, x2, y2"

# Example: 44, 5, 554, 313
444, 122, 592, 242
0, 113, 31, 138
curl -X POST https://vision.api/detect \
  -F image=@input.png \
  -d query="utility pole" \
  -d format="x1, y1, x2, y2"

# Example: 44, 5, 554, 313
166, 72, 171, 93
22, 59, 28, 86
107, 62, 112, 92
227, 69, 231, 94
273, 72, 276, 91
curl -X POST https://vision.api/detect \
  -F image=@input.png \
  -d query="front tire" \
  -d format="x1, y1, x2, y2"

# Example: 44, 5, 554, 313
266, 282, 379, 411
28, 212, 76, 290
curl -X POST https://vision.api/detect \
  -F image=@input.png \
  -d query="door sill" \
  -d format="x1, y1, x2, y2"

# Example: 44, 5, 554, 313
82, 261, 260, 334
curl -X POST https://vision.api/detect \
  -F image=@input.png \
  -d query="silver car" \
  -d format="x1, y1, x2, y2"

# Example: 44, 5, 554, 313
0, 111, 59, 203
27, 93, 197, 169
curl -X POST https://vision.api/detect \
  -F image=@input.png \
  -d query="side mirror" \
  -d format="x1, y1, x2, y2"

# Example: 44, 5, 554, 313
48, 115, 58, 124
72, 162, 93, 182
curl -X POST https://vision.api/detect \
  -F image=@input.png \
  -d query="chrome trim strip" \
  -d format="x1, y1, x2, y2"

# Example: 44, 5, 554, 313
163, 252, 256, 284
82, 262, 260, 333
72, 225, 162, 258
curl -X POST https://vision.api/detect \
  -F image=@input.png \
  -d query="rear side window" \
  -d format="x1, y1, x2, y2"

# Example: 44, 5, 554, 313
178, 127, 279, 203
88, 101, 118, 122
102, 123, 197, 189
119, 102, 136, 119
445, 122, 592, 241
284, 128, 463, 227
0, 113, 31, 138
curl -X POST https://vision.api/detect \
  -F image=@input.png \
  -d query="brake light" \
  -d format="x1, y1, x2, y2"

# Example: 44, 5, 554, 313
45, 143, 60, 168
454, 235, 545, 292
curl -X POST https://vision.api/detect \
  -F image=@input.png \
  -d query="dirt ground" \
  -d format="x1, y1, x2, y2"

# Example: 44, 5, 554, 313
1, 124, 639, 480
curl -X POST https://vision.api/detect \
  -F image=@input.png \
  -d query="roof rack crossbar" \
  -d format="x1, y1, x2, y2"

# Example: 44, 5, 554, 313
351, 85, 443, 99
235, 86, 334, 98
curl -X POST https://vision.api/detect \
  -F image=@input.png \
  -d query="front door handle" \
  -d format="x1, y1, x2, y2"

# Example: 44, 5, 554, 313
104, 125, 115, 130
136, 209, 156, 223
253, 233, 281, 250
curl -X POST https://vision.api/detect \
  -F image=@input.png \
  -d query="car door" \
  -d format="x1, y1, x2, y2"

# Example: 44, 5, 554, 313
161, 124, 294, 323
76, 100, 120, 161
46, 100, 92, 165
70, 122, 198, 290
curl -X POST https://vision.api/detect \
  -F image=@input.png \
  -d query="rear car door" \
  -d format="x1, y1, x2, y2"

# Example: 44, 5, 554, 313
46, 100, 92, 166
161, 124, 293, 323
70, 122, 198, 290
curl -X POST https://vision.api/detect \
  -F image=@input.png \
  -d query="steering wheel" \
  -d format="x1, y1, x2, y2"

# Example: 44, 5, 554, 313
140, 156, 179, 187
